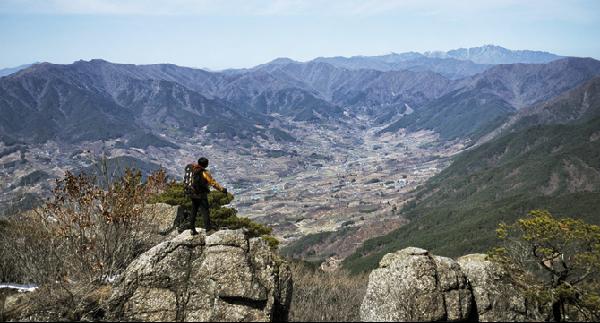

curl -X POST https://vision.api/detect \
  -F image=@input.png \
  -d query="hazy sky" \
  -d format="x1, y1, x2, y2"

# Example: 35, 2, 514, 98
1, 0, 599, 70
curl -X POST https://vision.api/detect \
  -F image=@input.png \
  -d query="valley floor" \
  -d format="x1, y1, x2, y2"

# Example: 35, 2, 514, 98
223, 116, 466, 260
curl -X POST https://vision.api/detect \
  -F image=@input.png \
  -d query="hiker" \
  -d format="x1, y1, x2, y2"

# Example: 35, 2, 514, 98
184, 157, 228, 235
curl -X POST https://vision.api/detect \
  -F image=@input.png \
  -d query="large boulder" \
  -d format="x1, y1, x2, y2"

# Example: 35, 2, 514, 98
457, 254, 546, 322
141, 203, 184, 235
360, 247, 472, 322
107, 229, 292, 322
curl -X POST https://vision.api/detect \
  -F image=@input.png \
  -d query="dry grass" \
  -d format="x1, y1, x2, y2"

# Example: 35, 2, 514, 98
0, 168, 169, 321
1, 170, 166, 284
288, 261, 369, 322
0, 283, 115, 321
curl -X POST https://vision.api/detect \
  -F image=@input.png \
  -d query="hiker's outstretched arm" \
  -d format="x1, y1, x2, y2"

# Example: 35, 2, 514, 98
203, 171, 225, 192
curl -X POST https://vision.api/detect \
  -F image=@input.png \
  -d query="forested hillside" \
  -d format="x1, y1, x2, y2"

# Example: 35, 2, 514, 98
345, 117, 600, 272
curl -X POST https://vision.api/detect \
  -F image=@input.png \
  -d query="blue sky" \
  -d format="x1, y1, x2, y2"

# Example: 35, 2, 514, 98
1, 0, 599, 70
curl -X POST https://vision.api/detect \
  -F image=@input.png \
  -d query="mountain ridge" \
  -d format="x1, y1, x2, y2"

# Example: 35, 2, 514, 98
3, 55, 600, 148
425, 44, 562, 64
380, 57, 600, 140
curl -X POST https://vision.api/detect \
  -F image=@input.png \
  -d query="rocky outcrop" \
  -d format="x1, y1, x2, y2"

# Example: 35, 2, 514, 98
360, 247, 472, 322
361, 248, 547, 322
141, 203, 186, 235
457, 254, 545, 322
106, 229, 292, 322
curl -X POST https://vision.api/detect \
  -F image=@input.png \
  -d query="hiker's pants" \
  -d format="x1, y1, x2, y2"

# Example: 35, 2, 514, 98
190, 196, 211, 230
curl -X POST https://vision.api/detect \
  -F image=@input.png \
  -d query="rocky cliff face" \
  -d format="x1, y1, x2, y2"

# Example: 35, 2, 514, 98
360, 247, 546, 322
106, 229, 292, 322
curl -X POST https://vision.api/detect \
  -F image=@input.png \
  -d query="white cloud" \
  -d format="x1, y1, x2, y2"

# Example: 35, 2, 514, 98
0, 0, 281, 15
0, 0, 596, 24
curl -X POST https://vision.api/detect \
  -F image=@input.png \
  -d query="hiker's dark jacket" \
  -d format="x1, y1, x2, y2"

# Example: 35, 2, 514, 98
190, 164, 224, 198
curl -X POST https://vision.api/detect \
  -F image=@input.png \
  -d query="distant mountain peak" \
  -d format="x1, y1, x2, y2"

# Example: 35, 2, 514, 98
440, 45, 562, 64
89, 58, 110, 64
267, 57, 299, 65
423, 50, 446, 57
305, 45, 562, 69
482, 44, 504, 49
73, 58, 110, 65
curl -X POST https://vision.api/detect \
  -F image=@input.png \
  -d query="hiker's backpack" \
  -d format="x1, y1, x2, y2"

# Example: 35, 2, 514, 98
183, 164, 209, 197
